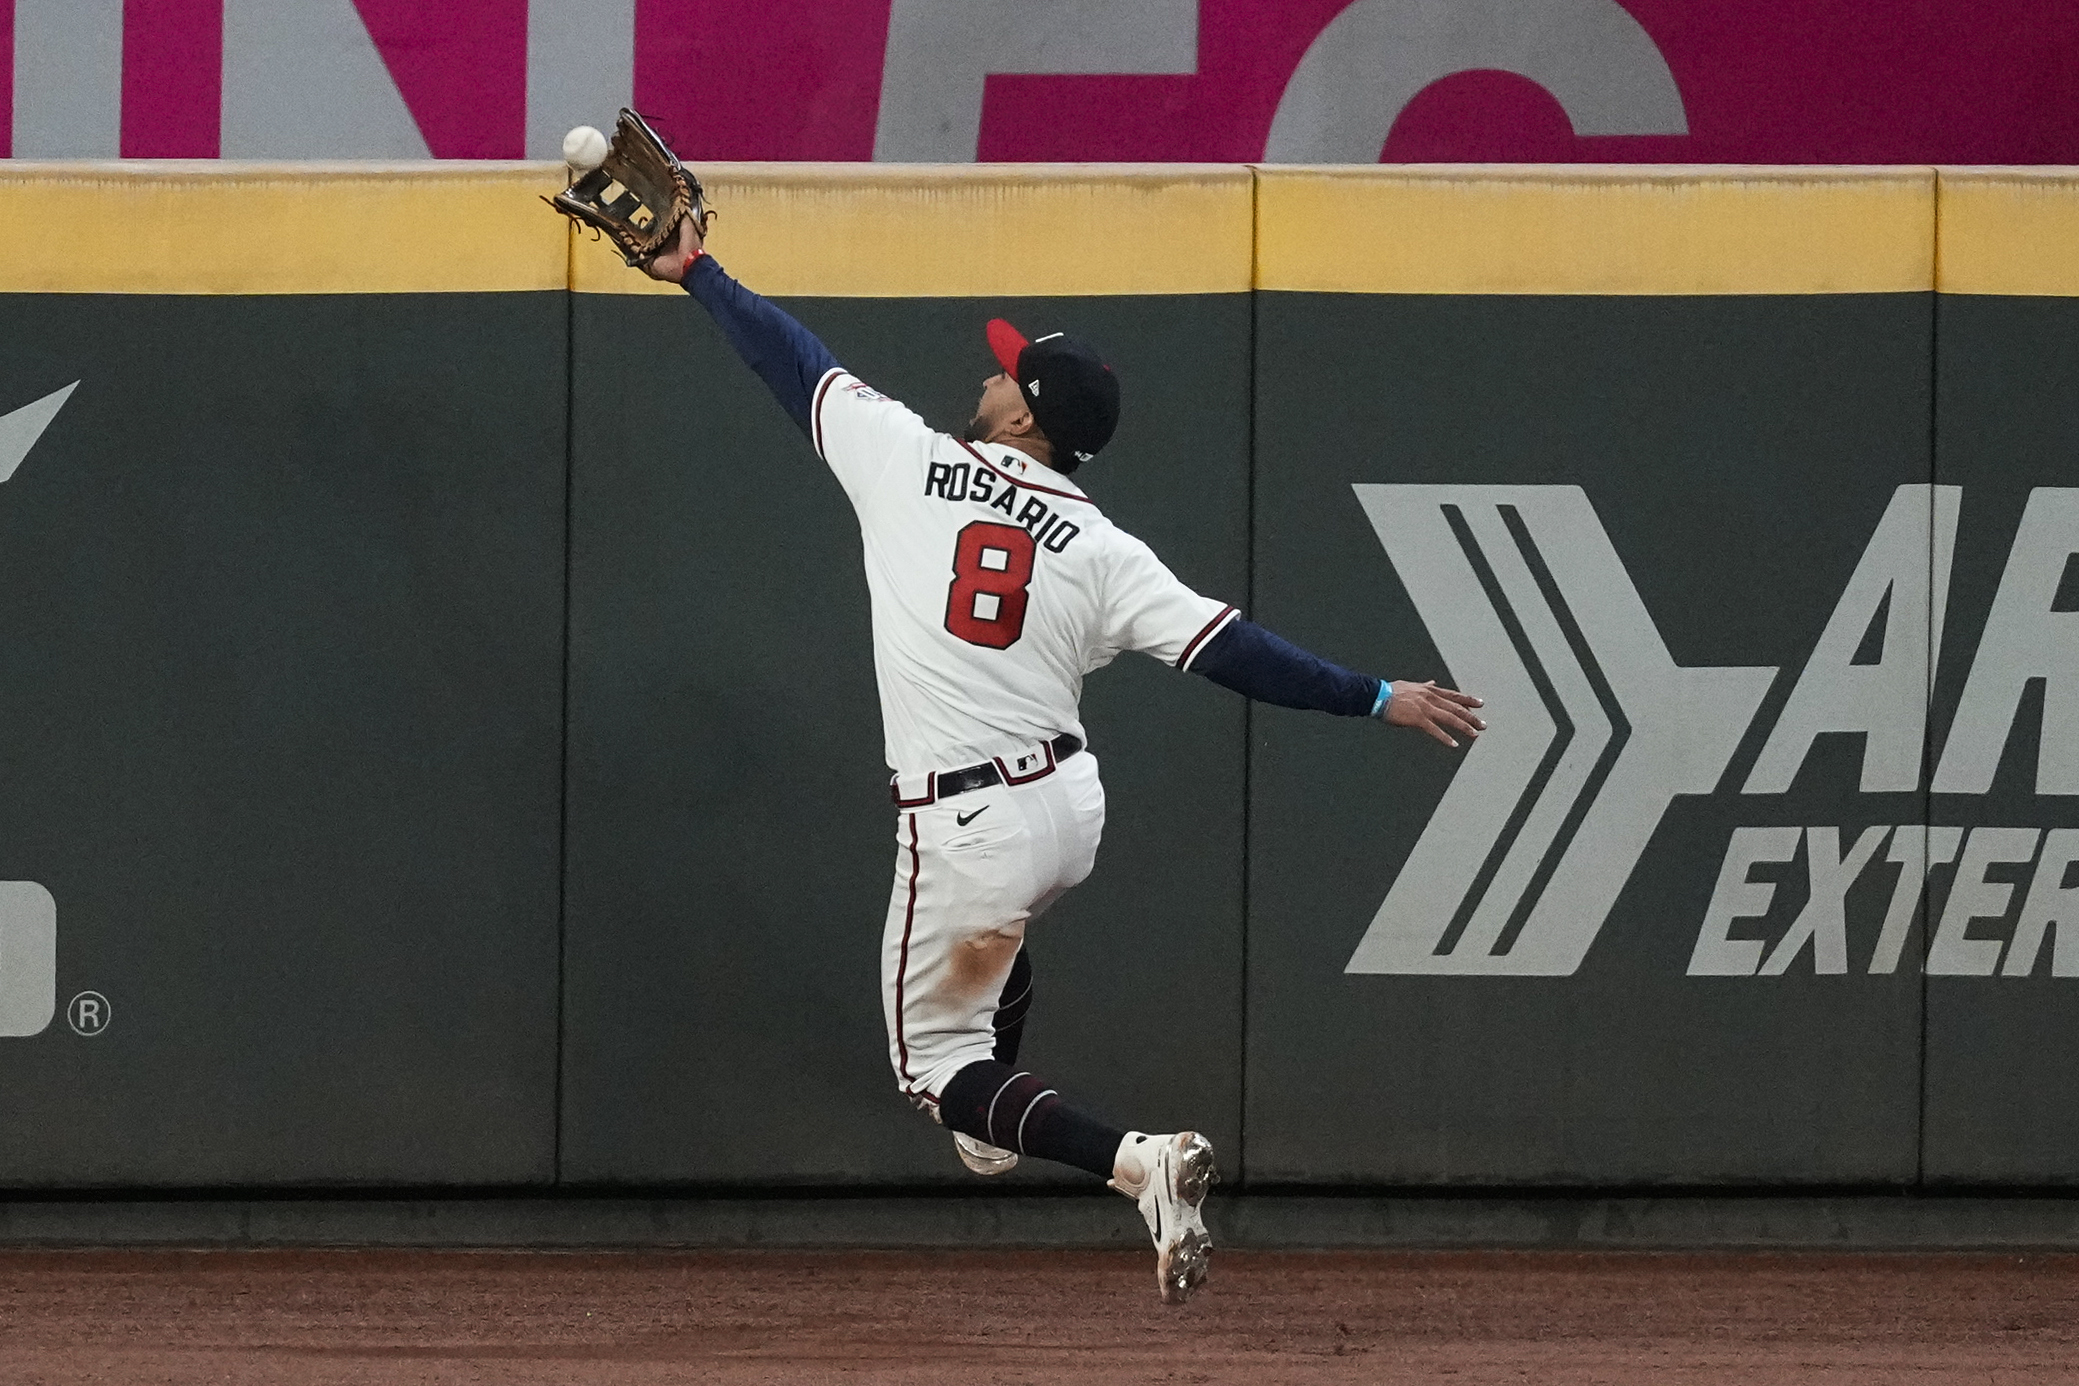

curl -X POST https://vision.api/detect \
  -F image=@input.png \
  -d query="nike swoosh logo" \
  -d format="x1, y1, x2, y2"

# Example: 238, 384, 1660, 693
0, 381, 79, 484
956, 806, 988, 826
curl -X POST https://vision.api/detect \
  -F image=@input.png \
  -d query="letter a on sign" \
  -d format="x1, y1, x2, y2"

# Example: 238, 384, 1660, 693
1746, 486, 1960, 794
1934, 488, 2079, 796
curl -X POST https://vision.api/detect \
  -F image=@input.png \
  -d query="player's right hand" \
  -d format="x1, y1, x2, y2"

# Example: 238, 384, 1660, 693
643, 214, 706, 283
1384, 680, 1485, 748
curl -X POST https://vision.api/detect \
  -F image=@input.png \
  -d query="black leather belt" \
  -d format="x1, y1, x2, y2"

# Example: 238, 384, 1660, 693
892, 733, 1083, 806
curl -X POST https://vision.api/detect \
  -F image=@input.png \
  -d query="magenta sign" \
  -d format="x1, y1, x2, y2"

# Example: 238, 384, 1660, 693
9, 0, 2079, 162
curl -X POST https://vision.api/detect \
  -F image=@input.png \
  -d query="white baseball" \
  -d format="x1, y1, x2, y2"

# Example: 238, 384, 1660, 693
562, 125, 609, 172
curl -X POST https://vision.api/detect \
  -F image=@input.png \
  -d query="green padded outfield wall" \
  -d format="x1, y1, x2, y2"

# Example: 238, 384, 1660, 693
1243, 167, 2078, 1188
1921, 172, 2079, 1185
0, 168, 569, 1185
1244, 170, 1941, 1185
557, 169, 1254, 1184
0, 164, 2073, 1193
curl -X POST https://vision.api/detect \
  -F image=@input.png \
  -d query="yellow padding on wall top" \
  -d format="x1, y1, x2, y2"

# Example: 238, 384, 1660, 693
573, 164, 1255, 297
0, 163, 567, 294
1939, 170, 2079, 296
1257, 166, 1936, 295
9, 162, 2039, 298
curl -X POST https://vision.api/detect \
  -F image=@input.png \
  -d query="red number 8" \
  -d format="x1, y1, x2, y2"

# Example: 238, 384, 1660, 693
944, 521, 1035, 649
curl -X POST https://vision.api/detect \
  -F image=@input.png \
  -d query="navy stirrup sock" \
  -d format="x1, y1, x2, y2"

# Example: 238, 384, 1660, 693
992, 948, 1033, 1065
940, 1059, 1126, 1179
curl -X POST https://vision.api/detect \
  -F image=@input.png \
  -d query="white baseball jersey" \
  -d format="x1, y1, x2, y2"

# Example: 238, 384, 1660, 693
811, 369, 1237, 775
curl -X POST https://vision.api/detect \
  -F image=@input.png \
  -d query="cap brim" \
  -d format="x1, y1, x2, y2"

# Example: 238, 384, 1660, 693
986, 318, 1029, 376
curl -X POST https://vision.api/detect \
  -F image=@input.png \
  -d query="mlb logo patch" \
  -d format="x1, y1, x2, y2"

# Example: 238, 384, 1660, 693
996, 743, 1057, 784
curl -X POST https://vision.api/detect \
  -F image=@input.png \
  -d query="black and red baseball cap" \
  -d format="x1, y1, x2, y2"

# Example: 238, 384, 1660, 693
986, 318, 1121, 468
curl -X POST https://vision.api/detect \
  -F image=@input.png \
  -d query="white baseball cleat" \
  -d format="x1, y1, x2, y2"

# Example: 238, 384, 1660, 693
953, 1131, 1019, 1175
1109, 1131, 1217, 1304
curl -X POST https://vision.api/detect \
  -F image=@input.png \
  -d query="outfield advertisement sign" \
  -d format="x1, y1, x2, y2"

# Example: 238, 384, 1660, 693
1351, 483, 2076, 980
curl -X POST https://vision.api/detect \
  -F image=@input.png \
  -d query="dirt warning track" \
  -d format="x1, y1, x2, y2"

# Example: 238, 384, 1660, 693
0, 1247, 2074, 1384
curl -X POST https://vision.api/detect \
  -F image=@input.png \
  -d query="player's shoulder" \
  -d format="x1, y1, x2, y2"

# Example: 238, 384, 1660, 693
825, 371, 894, 406
816, 369, 909, 421
813, 368, 937, 464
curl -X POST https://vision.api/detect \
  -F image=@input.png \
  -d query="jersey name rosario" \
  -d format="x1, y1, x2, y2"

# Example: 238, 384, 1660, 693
811, 370, 1236, 776
921, 456, 1083, 554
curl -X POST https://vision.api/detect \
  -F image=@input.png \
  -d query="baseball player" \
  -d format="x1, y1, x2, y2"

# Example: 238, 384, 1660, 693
639, 216, 1484, 1304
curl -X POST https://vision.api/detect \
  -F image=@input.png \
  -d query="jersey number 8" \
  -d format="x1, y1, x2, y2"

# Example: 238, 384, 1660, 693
944, 521, 1035, 649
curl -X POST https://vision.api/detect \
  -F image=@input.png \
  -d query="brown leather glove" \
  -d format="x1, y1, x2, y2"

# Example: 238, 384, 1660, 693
545, 108, 712, 268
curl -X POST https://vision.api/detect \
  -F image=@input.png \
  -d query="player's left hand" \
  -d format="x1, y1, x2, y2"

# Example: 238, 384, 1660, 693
1384, 680, 1485, 748
644, 214, 706, 283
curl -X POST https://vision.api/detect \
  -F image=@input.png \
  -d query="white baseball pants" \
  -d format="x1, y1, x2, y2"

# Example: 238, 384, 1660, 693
881, 749, 1105, 1108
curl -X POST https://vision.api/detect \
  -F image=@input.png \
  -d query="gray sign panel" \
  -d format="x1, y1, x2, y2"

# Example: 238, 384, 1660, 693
1923, 296, 2079, 1184
1248, 294, 1933, 1185
0, 295, 566, 1186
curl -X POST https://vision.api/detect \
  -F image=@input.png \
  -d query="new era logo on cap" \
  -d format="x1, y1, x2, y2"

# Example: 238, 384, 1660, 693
986, 318, 1120, 468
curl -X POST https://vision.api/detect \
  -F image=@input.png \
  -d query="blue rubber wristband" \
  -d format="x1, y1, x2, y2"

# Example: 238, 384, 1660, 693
1370, 679, 1393, 718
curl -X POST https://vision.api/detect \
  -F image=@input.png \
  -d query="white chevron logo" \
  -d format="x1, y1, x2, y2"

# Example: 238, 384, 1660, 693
0, 381, 78, 484
1346, 485, 1777, 976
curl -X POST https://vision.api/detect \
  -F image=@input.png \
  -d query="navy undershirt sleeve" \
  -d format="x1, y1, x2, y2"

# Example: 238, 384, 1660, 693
682, 253, 839, 434
1190, 618, 1385, 717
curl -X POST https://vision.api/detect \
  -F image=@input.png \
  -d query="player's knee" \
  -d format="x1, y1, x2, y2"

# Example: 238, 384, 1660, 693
949, 921, 1025, 995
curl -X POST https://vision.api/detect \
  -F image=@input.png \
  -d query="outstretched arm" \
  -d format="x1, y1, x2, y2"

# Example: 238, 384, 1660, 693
1191, 618, 1485, 748
646, 217, 837, 434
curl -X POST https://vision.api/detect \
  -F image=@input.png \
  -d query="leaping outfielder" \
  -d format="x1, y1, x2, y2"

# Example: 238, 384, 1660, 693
555, 116, 1483, 1302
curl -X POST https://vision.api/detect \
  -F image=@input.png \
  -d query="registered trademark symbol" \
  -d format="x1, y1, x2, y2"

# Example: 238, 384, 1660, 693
67, 992, 109, 1036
